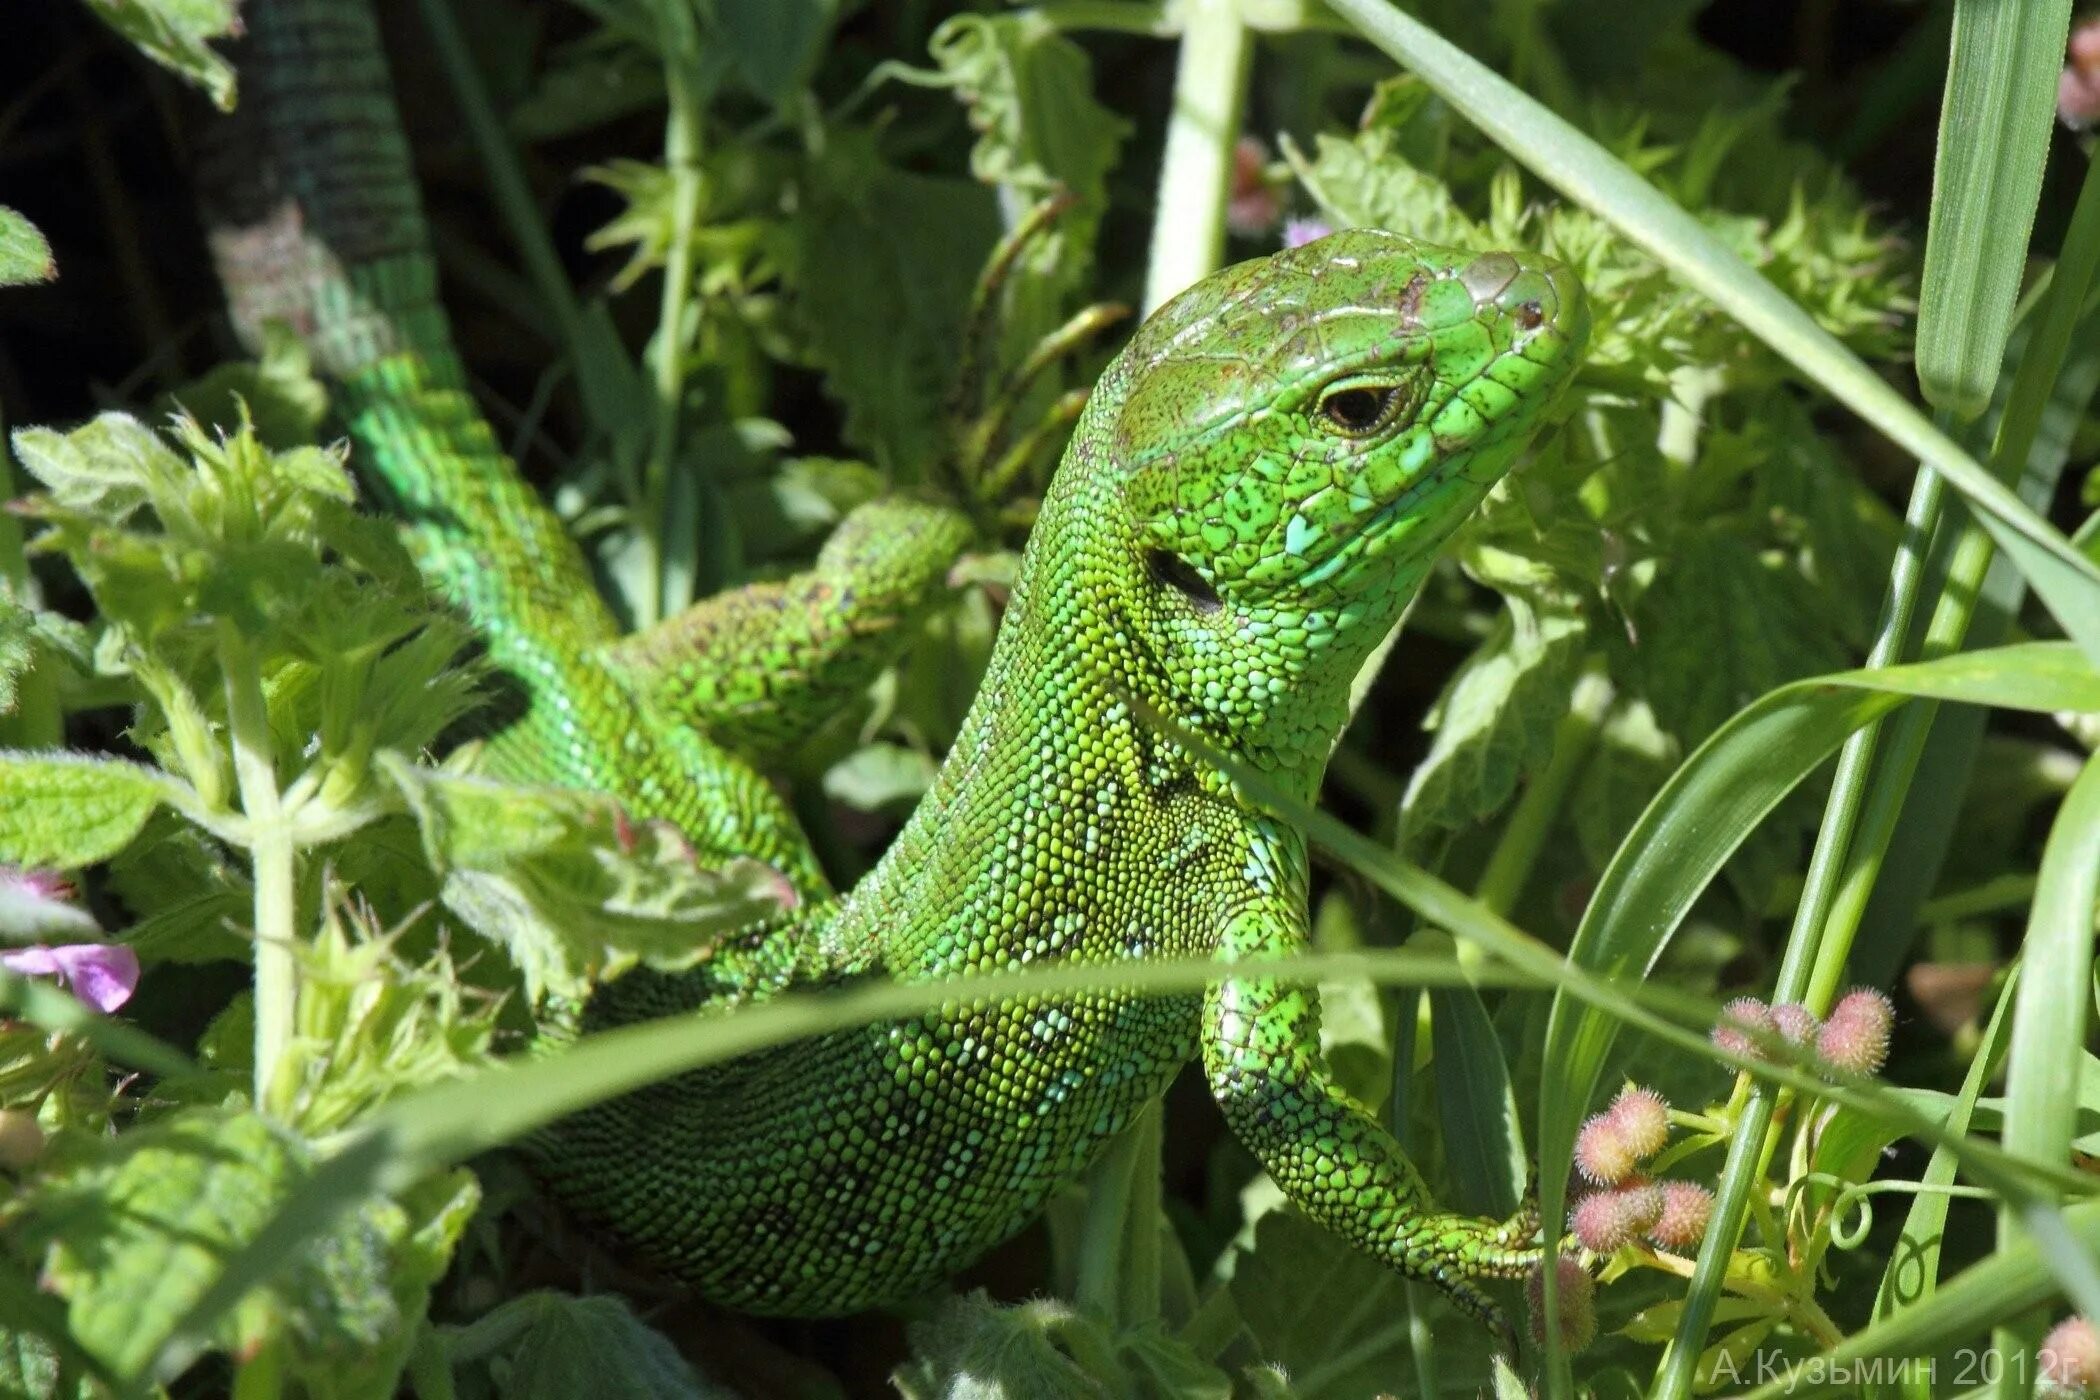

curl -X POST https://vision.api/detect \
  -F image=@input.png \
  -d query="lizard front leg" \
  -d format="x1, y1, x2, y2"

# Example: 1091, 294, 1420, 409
602, 498, 973, 765
1203, 903, 1538, 1345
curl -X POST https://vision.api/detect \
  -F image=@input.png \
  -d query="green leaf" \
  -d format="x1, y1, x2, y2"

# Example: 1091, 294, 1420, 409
0, 751, 171, 870
1537, 642, 2100, 1285
10, 414, 182, 520
783, 131, 999, 477
823, 741, 938, 816
1999, 754, 2100, 1194
0, 207, 55, 288
23, 1106, 461, 1384
1320, 0, 2100, 668
82, 0, 240, 109
0, 597, 30, 718
379, 755, 793, 998
892, 1293, 1108, 1400
1401, 588, 1585, 835
1914, 0, 2073, 418
1633, 526, 1849, 745
714, 0, 838, 109
446, 1291, 722, 1400
925, 11, 1128, 304
1225, 1205, 1494, 1396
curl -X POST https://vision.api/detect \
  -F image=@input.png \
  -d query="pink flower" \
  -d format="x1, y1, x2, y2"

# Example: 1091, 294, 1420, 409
1282, 217, 1333, 249
2042, 1315, 2100, 1395
1713, 996, 1776, 1058
0, 866, 98, 941
1, 943, 139, 1013
1227, 137, 1281, 236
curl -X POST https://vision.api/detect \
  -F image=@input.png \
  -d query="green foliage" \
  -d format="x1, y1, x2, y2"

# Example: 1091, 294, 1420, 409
10, 0, 2100, 1393
79, 0, 241, 109
0, 208, 55, 289
443, 1291, 727, 1400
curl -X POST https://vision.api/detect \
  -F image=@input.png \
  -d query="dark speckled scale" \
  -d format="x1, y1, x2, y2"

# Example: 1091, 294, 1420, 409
216, 0, 1589, 1340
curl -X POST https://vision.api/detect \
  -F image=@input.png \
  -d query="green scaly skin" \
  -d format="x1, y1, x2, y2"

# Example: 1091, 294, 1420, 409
207, 0, 1589, 1339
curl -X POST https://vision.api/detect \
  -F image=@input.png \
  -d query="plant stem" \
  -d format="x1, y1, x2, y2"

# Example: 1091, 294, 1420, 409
1656, 450, 1949, 1397
1143, 0, 1250, 314
1474, 669, 1610, 917
221, 625, 296, 1113
641, 36, 709, 629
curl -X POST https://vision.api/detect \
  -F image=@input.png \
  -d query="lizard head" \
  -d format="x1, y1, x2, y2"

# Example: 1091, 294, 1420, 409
1086, 228, 1588, 774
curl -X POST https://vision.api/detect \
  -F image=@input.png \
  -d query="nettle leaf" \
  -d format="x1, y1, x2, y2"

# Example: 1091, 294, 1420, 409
379, 756, 793, 999
927, 12, 1127, 288
11, 414, 182, 520
894, 1292, 1111, 1400
1401, 587, 1587, 837
23, 1107, 473, 1385
0, 207, 55, 287
0, 752, 172, 870
823, 741, 938, 816
1630, 527, 1850, 747
0, 598, 29, 717
83, 0, 240, 109
1223, 1198, 1495, 1397
783, 130, 998, 478
162, 324, 331, 450
446, 1291, 725, 1400
714, 0, 838, 110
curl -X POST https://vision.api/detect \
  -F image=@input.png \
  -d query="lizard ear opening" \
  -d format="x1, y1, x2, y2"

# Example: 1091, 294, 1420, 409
1146, 548, 1223, 614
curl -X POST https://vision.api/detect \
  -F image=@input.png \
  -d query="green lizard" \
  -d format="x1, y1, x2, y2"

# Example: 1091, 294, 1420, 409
206, 0, 1588, 1341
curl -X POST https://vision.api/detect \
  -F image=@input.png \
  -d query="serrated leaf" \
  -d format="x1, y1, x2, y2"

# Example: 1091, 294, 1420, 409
379, 756, 793, 998
0, 752, 170, 869
715, 0, 838, 109
10, 415, 183, 520
1224, 1206, 1494, 1397
893, 1292, 1109, 1400
0, 207, 55, 288
446, 1291, 725, 1400
27, 1107, 463, 1384
784, 132, 999, 477
1401, 590, 1585, 836
84, 0, 240, 109
1633, 527, 1849, 745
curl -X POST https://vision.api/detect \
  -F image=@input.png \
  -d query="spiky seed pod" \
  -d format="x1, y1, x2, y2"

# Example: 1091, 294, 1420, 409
1712, 996, 1776, 1058
1770, 1002, 1819, 1047
2041, 1316, 2100, 1397
1816, 988, 1894, 1075
1525, 1256, 1596, 1354
1610, 1085, 1670, 1160
1570, 1180, 1665, 1253
1647, 1181, 1715, 1251
1575, 1108, 1641, 1185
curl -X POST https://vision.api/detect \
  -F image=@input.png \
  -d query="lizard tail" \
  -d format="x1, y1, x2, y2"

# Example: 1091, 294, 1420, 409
198, 0, 618, 658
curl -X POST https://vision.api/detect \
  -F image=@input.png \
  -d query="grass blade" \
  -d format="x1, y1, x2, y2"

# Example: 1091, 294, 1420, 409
1915, 0, 2073, 418
1742, 1200, 2100, 1400
1319, 0, 2100, 667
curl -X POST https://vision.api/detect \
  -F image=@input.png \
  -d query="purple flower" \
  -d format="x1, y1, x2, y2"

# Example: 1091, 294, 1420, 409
1, 943, 139, 1013
1282, 217, 1333, 250
0, 866, 98, 940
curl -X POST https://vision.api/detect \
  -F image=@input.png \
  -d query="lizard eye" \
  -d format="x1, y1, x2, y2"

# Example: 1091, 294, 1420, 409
1315, 379, 1408, 437
1146, 548, 1223, 614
